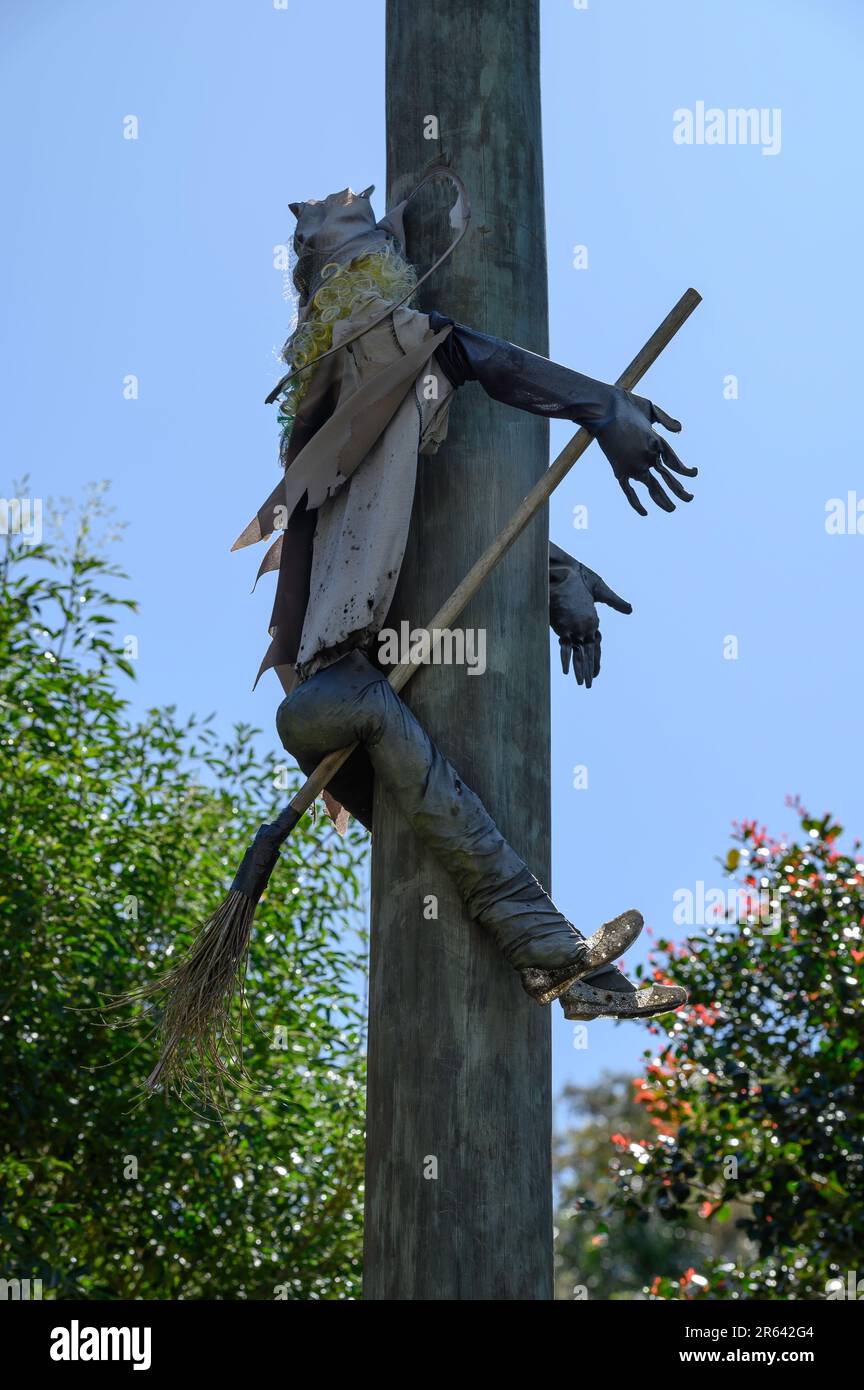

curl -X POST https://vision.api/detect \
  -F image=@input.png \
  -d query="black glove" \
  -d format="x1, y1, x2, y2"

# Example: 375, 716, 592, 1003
549, 543, 632, 689
431, 315, 697, 516
592, 388, 697, 516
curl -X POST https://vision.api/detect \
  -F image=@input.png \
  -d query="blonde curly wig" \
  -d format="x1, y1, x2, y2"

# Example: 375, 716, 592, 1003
277, 245, 417, 454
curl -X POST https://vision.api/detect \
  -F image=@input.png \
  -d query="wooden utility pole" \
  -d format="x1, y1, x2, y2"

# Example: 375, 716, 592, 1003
365, 0, 552, 1299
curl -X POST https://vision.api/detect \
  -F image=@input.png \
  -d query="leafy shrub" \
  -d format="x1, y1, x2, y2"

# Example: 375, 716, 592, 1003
0, 490, 369, 1299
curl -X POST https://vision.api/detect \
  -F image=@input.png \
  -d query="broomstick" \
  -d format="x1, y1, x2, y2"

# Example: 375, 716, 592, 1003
140, 287, 702, 1095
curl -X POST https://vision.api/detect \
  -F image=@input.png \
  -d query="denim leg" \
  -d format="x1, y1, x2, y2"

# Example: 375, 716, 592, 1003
276, 651, 585, 971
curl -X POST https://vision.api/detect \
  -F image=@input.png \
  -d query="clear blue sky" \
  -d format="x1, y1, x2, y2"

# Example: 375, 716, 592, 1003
2, 0, 861, 1098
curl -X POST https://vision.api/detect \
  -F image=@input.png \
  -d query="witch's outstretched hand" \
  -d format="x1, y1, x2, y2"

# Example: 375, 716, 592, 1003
594, 388, 697, 516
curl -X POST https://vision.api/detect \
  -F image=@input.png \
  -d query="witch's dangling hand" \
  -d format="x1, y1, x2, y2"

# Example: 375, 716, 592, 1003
549, 549, 632, 689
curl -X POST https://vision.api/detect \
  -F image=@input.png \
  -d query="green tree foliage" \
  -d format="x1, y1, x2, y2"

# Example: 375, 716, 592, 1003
557, 808, 864, 1300
0, 489, 369, 1299
553, 1074, 747, 1300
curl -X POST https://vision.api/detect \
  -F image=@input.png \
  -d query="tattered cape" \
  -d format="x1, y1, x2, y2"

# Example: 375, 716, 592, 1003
233, 297, 454, 693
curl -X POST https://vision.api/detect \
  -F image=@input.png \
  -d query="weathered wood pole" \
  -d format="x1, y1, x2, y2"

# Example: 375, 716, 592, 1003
364, 0, 552, 1300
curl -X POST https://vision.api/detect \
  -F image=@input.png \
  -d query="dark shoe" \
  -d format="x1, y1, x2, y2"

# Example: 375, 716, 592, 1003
559, 979, 687, 1020
520, 909, 643, 1005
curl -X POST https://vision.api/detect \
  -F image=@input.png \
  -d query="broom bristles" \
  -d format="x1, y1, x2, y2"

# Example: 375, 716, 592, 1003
127, 889, 259, 1101
114, 807, 301, 1105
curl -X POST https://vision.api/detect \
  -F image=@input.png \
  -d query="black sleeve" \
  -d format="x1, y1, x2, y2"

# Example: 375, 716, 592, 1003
428, 313, 615, 431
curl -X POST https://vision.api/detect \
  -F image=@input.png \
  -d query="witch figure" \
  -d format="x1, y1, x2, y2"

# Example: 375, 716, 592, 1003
140, 170, 697, 1092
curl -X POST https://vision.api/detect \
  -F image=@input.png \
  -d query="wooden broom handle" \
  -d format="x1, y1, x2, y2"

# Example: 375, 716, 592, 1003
288, 287, 702, 818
